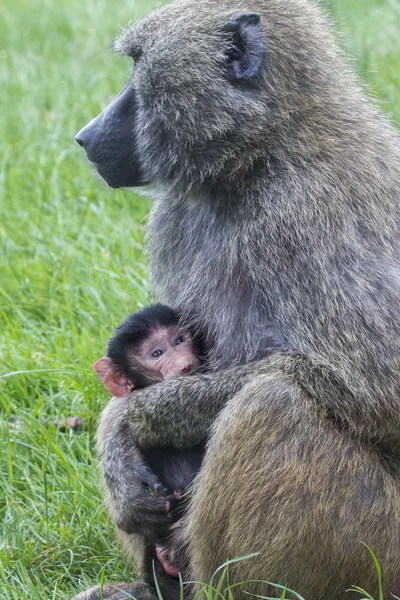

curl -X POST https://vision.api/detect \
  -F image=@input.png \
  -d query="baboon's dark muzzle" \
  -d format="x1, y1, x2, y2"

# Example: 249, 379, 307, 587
75, 83, 144, 188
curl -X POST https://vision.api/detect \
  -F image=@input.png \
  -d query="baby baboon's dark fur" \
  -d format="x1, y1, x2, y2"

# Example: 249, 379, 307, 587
74, 0, 400, 598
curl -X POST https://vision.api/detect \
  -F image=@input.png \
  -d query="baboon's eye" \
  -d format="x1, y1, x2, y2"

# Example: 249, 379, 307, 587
151, 349, 163, 359
131, 50, 143, 63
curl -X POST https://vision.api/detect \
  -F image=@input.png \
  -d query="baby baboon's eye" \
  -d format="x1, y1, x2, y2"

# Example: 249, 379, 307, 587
151, 349, 163, 358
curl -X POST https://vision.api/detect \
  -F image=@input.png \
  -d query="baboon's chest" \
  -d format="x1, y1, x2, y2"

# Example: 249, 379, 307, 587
149, 199, 285, 365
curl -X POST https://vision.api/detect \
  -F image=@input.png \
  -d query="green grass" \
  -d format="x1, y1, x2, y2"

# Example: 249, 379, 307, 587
0, 0, 399, 598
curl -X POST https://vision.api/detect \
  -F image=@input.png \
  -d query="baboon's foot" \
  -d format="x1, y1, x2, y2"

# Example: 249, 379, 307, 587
72, 581, 157, 600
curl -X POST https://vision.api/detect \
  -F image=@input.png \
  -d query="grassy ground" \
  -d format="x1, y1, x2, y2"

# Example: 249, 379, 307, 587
0, 0, 399, 598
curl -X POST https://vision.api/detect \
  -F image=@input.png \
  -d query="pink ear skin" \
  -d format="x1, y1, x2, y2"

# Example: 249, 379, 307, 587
93, 357, 135, 398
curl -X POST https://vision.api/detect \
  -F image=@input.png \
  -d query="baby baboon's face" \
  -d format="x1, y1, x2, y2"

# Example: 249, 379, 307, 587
135, 326, 200, 381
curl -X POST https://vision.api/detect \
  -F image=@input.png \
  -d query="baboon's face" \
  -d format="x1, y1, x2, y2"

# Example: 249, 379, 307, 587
75, 1, 266, 189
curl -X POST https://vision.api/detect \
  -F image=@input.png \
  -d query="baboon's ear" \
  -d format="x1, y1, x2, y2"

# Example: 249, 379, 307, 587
223, 13, 265, 81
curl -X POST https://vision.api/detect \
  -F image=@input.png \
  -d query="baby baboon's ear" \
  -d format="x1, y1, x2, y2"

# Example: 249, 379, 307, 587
93, 357, 135, 398
223, 13, 265, 81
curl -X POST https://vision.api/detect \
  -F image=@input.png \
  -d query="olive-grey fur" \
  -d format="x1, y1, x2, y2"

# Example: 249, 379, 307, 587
74, 0, 400, 598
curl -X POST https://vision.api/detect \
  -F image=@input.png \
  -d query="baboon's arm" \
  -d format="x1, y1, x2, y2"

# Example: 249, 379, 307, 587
123, 359, 272, 448
106, 350, 400, 450
97, 360, 267, 535
98, 399, 177, 535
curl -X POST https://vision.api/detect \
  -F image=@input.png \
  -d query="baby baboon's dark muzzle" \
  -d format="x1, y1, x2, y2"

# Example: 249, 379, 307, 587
75, 83, 145, 188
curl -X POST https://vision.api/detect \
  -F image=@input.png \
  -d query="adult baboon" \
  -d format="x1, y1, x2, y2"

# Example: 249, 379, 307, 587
74, 0, 400, 598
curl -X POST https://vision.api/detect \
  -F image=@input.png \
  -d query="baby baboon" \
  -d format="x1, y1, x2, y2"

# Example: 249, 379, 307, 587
75, 0, 400, 599
94, 304, 205, 583
94, 304, 203, 393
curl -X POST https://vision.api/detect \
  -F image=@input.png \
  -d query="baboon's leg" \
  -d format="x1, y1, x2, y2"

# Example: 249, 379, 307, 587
185, 374, 400, 600
72, 581, 157, 600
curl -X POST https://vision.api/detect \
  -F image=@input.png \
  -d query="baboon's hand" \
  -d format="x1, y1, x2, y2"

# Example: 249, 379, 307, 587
114, 469, 173, 537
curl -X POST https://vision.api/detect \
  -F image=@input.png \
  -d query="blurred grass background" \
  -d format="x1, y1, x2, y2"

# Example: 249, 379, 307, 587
0, 0, 399, 598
